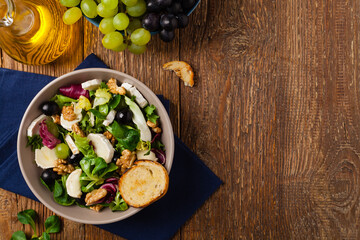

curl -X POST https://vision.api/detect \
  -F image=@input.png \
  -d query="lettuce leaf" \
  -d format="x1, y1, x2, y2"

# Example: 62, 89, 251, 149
144, 104, 159, 124
50, 95, 77, 109
93, 88, 111, 108
53, 176, 75, 206
73, 134, 96, 158
106, 121, 140, 151
109, 192, 128, 212
79, 157, 118, 192
26, 135, 43, 151
124, 96, 152, 141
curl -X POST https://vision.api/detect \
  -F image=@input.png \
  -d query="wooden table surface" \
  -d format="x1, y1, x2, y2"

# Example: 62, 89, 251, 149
2, 0, 360, 239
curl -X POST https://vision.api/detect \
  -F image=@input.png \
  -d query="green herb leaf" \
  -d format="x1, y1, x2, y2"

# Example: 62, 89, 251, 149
11, 231, 27, 240
40, 177, 54, 192
88, 109, 106, 120
100, 81, 108, 89
53, 179, 75, 206
41, 232, 50, 240
107, 121, 140, 151
45, 215, 61, 233
50, 95, 77, 109
152, 140, 165, 150
17, 209, 37, 235
109, 94, 121, 110
26, 135, 43, 151
73, 134, 96, 158
79, 157, 118, 192
109, 192, 129, 211
144, 104, 160, 124
98, 104, 109, 116
53, 180, 63, 198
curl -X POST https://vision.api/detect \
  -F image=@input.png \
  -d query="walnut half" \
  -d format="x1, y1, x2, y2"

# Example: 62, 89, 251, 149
116, 149, 136, 174
85, 188, 108, 206
53, 159, 74, 175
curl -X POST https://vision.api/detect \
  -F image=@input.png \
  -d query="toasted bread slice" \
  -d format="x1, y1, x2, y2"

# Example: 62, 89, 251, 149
163, 61, 194, 87
119, 160, 169, 208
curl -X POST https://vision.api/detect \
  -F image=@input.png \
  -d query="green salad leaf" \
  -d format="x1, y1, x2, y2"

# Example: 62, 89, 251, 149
124, 96, 152, 142
44, 215, 61, 233
144, 104, 160, 124
73, 134, 96, 158
93, 88, 111, 108
50, 95, 77, 109
53, 176, 75, 206
17, 209, 37, 235
27, 135, 43, 151
152, 140, 165, 150
109, 192, 128, 211
11, 230, 27, 240
79, 157, 118, 192
109, 94, 121, 110
88, 108, 106, 120
106, 121, 140, 151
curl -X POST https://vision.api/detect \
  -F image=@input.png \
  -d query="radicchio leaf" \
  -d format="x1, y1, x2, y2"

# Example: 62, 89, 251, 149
39, 120, 61, 149
151, 133, 161, 144
59, 84, 89, 99
97, 182, 118, 204
151, 148, 166, 165
105, 177, 119, 185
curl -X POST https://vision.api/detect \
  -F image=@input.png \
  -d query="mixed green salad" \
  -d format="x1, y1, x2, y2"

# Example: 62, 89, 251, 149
26, 78, 166, 212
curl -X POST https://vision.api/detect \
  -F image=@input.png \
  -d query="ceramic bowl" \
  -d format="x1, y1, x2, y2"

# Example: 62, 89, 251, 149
17, 68, 174, 224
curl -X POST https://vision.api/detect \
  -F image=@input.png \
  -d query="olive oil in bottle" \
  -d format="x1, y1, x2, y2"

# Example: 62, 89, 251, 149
0, 0, 73, 65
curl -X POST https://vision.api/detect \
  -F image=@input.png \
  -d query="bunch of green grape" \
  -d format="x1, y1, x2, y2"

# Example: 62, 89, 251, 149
60, 0, 151, 54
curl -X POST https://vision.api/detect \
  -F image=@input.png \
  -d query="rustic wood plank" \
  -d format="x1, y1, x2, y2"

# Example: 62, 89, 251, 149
179, 0, 278, 239
276, 0, 360, 239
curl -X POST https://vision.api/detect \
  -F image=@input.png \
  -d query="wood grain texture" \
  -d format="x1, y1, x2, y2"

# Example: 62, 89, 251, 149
2, 0, 360, 239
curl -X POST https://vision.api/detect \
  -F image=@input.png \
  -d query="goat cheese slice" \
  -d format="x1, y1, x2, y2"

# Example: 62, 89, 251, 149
103, 110, 116, 127
87, 133, 114, 163
27, 114, 47, 137
81, 79, 102, 91
121, 82, 148, 108
65, 134, 79, 154
35, 146, 57, 169
136, 150, 158, 161
66, 169, 82, 198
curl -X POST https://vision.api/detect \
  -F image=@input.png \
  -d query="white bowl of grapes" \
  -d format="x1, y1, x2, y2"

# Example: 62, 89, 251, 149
60, 0, 201, 54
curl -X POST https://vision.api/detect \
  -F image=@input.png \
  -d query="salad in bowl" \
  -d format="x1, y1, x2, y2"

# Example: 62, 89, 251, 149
17, 69, 174, 223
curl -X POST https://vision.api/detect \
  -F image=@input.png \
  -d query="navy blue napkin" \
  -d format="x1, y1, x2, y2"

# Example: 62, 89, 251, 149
0, 54, 222, 240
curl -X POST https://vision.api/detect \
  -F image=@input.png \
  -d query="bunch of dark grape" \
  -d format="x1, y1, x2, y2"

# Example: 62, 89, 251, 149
142, 0, 196, 42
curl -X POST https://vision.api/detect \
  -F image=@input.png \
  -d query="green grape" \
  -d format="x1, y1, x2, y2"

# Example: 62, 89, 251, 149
102, 32, 124, 49
121, 0, 138, 7
102, 0, 118, 9
81, 0, 98, 18
55, 143, 70, 159
60, 0, 80, 7
45, 121, 59, 138
97, 3, 118, 18
128, 42, 146, 54
113, 13, 129, 31
126, 0, 146, 17
113, 43, 128, 52
99, 17, 116, 34
130, 28, 151, 46
63, 7, 82, 25
127, 18, 142, 34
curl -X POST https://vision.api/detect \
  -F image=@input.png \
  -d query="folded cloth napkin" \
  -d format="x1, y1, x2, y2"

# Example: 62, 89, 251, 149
0, 54, 222, 240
